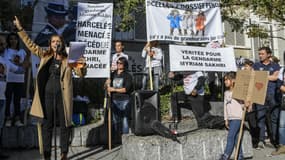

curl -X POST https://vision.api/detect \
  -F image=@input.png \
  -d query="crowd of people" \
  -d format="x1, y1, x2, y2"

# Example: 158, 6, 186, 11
106, 43, 285, 159
1, 2, 285, 160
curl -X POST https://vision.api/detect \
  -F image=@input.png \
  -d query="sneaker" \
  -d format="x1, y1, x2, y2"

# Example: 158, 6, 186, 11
271, 145, 285, 156
14, 120, 24, 127
256, 141, 265, 150
5, 120, 12, 127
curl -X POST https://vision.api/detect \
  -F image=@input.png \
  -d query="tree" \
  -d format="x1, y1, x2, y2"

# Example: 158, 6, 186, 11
221, 0, 285, 39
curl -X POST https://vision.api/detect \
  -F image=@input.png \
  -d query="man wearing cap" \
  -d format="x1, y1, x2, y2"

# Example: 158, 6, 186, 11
35, 2, 68, 47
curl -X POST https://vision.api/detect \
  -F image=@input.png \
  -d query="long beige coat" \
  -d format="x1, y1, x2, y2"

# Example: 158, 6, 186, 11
18, 31, 86, 127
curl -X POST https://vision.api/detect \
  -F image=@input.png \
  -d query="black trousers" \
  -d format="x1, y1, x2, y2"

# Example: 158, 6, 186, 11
5, 82, 24, 118
171, 91, 205, 124
42, 91, 70, 158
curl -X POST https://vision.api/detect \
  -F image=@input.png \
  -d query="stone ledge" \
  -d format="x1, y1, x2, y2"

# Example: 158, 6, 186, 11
122, 129, 253, 160
1, 117, 105, 148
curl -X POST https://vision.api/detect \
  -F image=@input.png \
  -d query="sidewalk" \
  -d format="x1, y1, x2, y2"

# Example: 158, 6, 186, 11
4, 145, 122, 160
4, 145, 285, 160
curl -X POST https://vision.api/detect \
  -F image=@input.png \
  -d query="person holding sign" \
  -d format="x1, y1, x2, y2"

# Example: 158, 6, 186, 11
14, 16, 87, 160
105, 57, 133, 143
219, 72, 249, 160
168, 71, 206, 128
141, 41, 163, 91
253, 47, 280, 149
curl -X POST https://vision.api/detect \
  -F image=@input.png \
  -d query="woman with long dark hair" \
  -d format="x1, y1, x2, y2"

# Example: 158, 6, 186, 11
106, 57, 133, 143
4, 32, 27, 126
14, 16, 86, 160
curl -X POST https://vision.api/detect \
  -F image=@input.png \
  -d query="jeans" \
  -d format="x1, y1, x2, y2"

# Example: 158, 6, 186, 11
224, 120, 243, 159
256, 104, 279, 143
0, 100, 5, 128
142, 66, 161, 91
279, 110, 285, 145
112, 99, 130, 134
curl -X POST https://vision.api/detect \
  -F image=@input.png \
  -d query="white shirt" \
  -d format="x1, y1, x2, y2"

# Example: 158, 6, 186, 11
0, 57, 6, 100
142, 47, 163, 68
4, 48, 26, 83
224, 90, 243, 120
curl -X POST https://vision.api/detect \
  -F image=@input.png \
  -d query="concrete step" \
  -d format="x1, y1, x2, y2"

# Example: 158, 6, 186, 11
122, 128, 253, 160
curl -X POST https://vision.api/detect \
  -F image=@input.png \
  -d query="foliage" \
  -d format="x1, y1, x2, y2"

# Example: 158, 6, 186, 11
221, 0, 285, 38
160, 92, 171, 118
113, 0, 145, 32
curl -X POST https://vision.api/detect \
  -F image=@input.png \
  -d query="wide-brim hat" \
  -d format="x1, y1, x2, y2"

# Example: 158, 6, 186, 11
45, 2, 67, 16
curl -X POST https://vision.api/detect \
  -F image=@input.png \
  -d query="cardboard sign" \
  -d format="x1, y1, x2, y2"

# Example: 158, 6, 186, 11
232, 70, 268, 105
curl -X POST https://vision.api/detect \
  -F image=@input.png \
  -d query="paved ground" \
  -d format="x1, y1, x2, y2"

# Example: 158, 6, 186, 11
4, 145, 122, 160
3, 144, 285, 160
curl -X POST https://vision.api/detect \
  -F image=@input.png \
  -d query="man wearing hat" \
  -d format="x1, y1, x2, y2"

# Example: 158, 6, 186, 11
35, 2, 68, 47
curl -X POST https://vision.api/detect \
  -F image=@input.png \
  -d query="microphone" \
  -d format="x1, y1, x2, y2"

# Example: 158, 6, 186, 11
56, 44, 61, 53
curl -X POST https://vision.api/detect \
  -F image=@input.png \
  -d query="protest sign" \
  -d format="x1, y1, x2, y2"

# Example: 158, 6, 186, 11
169, 45, 237, 72
77, 2, 113, 78
232, 70, 268, 105
146, 0, 223, 42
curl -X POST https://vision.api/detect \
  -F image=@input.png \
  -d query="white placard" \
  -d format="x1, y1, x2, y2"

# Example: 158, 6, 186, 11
146, 0, 223, 42
169, 45, 237, 72
77, 2, 113, 78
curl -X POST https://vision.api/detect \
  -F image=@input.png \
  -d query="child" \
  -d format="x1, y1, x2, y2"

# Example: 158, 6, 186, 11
220, 72, 244, 160
242, 59, 254, 71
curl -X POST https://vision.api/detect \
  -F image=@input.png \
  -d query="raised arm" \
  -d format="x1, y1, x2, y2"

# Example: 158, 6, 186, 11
13, 16, 45, 58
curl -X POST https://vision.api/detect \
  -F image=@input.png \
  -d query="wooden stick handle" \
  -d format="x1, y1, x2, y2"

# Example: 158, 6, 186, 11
234, 109, 246, 160
37, 122, 43, 155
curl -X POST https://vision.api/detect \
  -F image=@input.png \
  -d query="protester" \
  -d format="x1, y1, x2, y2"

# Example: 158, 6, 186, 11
220, 72, 250, 160
240, 59, 260, 148
242, 59, 254, 71
4, 32, 27, 126
272, 55, 285, 155
252, 47, 280, 149
34, 2, 68, 46
0, 36, 9, 159
270, 55, 280, 64
105, 57, 133, 143
110, 41, 128, 72
141, 41, 163, 91
168, 71, 206, 128
14, 16, 86, 160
